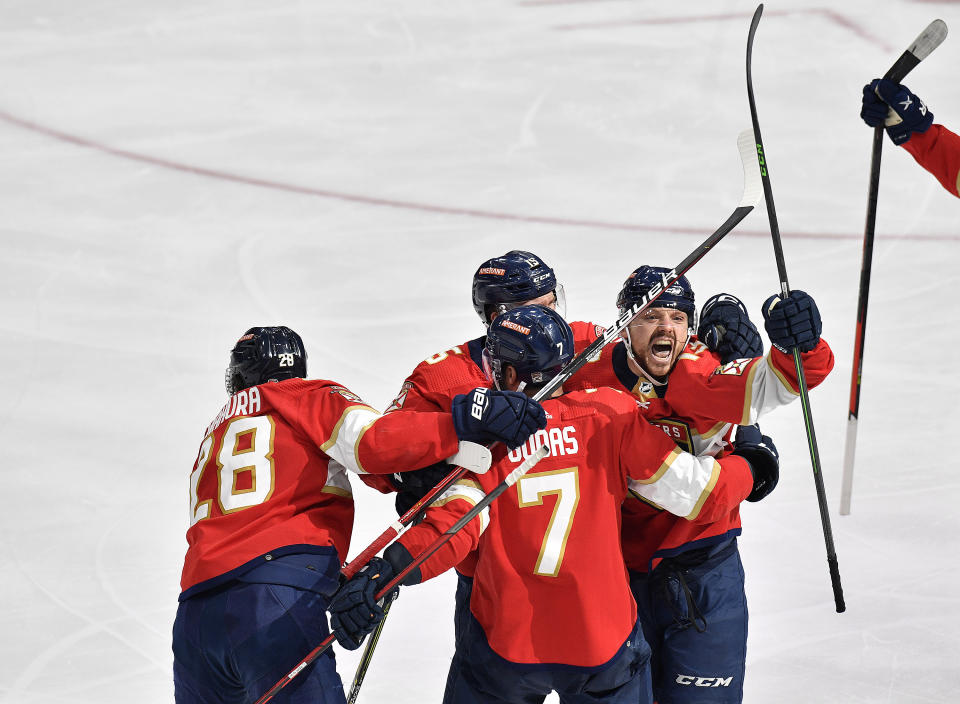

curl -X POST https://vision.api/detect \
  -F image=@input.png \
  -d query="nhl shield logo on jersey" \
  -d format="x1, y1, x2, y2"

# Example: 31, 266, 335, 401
385, 381, 413, 412
632, 380, 657, 406
713, 358, 751, 376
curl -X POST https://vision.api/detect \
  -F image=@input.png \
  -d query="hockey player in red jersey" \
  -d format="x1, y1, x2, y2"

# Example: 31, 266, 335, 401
376, 250, 604, 697
862, 79, 960, 198
326, 306, 781, 704
566, 267, 834, 704
172, 326, 546, 704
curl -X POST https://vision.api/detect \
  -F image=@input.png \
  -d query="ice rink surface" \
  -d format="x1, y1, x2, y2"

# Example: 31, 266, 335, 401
2, 0, 959, 701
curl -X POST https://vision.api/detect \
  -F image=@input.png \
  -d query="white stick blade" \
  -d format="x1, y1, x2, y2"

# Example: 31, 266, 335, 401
909, 19, 948, 61
737, 129, 763, 208
840, 419, 858, 515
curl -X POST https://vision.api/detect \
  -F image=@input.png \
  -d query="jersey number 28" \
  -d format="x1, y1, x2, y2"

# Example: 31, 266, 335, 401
189, 416, 277, 525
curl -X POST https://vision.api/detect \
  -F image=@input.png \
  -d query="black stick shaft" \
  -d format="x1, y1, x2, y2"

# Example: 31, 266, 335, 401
747, 3, 845, 613
842, 20, 946, 514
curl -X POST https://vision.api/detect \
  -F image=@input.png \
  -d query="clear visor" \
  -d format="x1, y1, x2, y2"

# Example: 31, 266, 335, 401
224, 364, 238, 395
495, 284, 566, 320
481, 347, 501, 390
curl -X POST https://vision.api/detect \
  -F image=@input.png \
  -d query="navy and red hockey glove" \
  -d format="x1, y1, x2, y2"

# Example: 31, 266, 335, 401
732, 425, 779, 503
762, 290, 822, 353
861, 79, 934, 145
452, 387, 546, 450
327, 545, 419, 651
697, 293, 764, 363
390, 462, 451, 517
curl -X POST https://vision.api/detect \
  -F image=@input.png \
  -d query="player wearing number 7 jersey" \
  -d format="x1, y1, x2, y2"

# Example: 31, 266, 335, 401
172, 326, 545, 704
328, 307, 780, 703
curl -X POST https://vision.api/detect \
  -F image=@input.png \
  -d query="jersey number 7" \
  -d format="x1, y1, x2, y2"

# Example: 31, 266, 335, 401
517, 467, 579, 577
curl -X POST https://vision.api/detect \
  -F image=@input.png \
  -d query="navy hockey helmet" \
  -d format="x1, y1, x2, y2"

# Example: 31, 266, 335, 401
471, 250, 564, 325
616, 265, 697, 332
224, 326, 307, 395
483, 305, 574, 390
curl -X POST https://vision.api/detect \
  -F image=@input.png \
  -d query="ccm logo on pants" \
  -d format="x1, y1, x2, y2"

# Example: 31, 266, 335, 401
675, 675, 734, 687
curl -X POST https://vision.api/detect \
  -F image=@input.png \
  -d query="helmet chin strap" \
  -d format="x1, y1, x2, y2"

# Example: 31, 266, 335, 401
622, 327, 691, 387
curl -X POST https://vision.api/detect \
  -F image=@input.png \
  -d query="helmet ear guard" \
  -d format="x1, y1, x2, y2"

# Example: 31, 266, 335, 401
472, 250, 562, 325
224, 326, 307, 395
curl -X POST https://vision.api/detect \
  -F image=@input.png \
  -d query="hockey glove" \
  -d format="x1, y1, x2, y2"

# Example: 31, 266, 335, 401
697, 293, 764, 362
452, 388, 546, 450
329, 556, 401, 650
390, 462, 451, 517
762, 290, 822, 353
861, 79, 934, 145
732, 424, 779, 503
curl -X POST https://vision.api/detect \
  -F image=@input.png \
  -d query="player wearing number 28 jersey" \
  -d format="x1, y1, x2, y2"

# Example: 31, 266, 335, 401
173, 326, 545, 704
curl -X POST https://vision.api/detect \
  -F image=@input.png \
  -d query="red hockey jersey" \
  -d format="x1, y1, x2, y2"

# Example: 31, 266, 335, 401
903, 123, 960, 198
379, 321, 605, 575
397, 387, 755, 667
567, 336, 835, 571
180, 378, 464, 598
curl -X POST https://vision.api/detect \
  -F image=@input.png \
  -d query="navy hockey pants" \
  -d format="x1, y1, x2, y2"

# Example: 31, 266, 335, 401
444, 611, 652, 704
173, 555, 346, 704
630, 538, 748, 704
442, 571, 475, 701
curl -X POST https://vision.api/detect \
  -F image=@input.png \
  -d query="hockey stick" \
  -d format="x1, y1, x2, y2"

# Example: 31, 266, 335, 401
746, 4, 845, 612
345, 591, 396, 704
841, 19, 948, 516
253, 131, 763, 704
254, 445, 551, 704
338, 129, 761, 583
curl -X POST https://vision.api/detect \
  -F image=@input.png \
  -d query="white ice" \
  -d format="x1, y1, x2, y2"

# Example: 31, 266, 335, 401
2, 1, 959, 702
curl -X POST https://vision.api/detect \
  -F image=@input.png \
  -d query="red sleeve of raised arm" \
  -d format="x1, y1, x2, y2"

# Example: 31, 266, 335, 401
767, 337, 836, 393
902, 124, 960, 198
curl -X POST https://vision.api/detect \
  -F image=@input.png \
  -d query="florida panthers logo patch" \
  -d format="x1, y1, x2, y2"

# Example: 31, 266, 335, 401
329, 386, 365, 403
713, 359, 751, 377
385, 381, 413, 412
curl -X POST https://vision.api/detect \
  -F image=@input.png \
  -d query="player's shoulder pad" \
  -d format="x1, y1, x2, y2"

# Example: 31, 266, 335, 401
560, 386, 637, 418
301, 378, 373, 406
569, 319, 607, 341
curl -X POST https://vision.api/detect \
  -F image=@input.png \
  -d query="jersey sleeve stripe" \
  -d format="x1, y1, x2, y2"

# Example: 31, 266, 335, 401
699, 420, 730, 441
320, 405, 381, 474
434, 481, 490, 534
626, 451, 722, 519
684, 459, 722, 520
740, 358, 764, 425
765, 352, 801, 397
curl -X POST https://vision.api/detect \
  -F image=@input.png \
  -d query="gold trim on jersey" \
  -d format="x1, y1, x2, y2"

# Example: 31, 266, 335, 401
319, 404, 376, 452
320, 485, 353, 498
699, 420, 728, 441
740, 358, 766, 425
765, 351, 800, 400
352, 417, 380, 474
631, 380, 659, 405
517, 467, 580, 578
632, 446, 684, 485
686, 459, 721, 520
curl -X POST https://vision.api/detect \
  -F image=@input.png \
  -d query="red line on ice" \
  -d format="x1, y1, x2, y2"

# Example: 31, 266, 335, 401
1, 107, 954, 242
554, 7, 895, 53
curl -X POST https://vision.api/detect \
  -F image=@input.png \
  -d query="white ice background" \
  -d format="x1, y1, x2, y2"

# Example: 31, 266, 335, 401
2, 1, 959, 702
